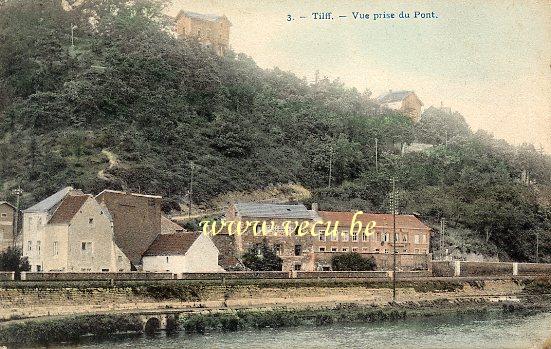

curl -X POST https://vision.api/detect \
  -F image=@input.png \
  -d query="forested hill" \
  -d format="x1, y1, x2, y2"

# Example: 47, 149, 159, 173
0, 0, 550, 262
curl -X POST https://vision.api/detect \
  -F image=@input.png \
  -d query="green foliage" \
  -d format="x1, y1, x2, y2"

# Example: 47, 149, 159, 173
242, 239, 283, 271
0, 246, 30, 279
0, 314, 143, 345
331, 252, 377, 271
0, 0, 550, 263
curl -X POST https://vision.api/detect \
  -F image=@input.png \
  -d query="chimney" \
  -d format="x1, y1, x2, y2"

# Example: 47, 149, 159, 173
312, 203, 319, 212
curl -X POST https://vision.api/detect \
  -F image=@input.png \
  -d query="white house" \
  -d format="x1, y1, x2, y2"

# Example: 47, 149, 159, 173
142, 232, 224, 274
22, 187, 131, 272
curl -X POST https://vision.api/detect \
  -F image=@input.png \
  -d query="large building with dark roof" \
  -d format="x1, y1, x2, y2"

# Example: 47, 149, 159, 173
174, 10, 231, 56
22, 188, 131, 272
376, 90, 423, 122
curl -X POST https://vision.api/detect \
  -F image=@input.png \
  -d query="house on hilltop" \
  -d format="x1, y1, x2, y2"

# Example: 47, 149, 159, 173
377, 90, 423, 123
21, 187, 131, 272
174, 10, 231, 56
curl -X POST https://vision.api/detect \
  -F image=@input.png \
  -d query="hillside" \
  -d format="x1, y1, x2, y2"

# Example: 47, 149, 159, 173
0, 0, 550, 262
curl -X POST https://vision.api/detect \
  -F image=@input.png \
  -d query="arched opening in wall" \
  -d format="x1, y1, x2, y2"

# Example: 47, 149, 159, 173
166, 314, 180, 335
144, 317, 161, 336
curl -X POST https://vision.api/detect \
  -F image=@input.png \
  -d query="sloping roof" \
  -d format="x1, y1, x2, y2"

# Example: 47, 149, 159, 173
318, 211, 431, 230
376, 90, 413, 104
23, 187, 75, 213
161, 216, 186, 234
143, 233, 201, 256
96, 189, 162, 199
0, 201, 15, 209
48, 195, 90, 224
177, 10, 229, 23
234, 202, 318, 220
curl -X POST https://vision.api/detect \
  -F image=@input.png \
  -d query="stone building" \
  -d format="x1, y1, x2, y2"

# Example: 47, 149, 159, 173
312, 210, 432, 271
95, 190, 162, 270
22, 187, 131, 272
142, 232, 224, 274
376, 90, 423, 123
0, 201, 15, 252
174, 10, 231, 56
225, 203, 432, 272
226, 202, 320, 271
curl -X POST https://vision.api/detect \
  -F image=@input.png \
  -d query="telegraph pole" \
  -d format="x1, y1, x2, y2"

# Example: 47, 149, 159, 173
12, 186, 22, 248
391, 178, 397, 303
536, 232, 540, 263
188, 162, 194, 219
440, 218, 446, 260
328, 145, 333, 188
375, 138, 379, 172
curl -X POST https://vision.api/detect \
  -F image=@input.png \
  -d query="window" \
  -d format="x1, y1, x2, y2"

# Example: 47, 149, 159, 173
102, 268, 109, 272
166, 256, 169, 263
362, 247, 369, 252
342, 231, 349, 242
342, 247, 348, 252
384, 233, 390, 242
414, 235, 420, 244
27, 241, 32, 251
319, 246, 326, 252
403, 234, 408, 243
395, 233, 400, 242
37, 241, 41, 255
362, 233, 368, 242
330, 232, 338, 242
81, 242, 92, 253
0, 213, 6, 218
274, 244, 282, 256
118, 256, 123, 262
53, 241, 59, 256
88, 218, 94, 224
294, 244, 302, 256
352, 232, 358, 242
294, 264, 301, 271
384, 249, 389, 254
331, 247, 338, 252
319, 230, 326, 241
375, 248, 380, 252
403, 249, 408, 253
414, 248, 420, 254
36, 265, 42, 272
352, 247, 358, 252
422, 234, 427, 244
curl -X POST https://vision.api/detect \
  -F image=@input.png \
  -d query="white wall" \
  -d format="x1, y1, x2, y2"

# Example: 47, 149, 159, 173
142, 234, 224, 274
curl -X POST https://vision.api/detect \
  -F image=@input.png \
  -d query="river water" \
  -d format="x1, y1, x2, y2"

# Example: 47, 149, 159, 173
58, 311, 551, 349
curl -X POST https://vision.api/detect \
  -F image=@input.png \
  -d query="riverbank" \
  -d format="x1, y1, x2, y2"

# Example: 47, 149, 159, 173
0, 277, 549, 347
0, 297, 550, 347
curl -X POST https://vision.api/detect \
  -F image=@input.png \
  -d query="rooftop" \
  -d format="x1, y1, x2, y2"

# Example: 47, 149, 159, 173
318, 211, 431, 230
234, 202, 318, 220
376, 90, 414, 104
23, 187, 79, 213
177, 10, 230, 23
48, 195, 91, 224
96, 189, 162, 199
143, 233, 201, 256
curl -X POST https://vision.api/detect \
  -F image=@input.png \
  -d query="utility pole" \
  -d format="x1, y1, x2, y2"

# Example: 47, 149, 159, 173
12, 186, 22, 248
70, 23, 77, 47
440, 218, 446, 260
536, 232, 540, 263
328, 145, 333, 188
188, 162, 194, 219
375, 138, 379, 172
390, 177, 397, 303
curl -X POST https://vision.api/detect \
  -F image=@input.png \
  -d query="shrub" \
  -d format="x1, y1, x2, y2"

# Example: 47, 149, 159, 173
331, 252, 376, 271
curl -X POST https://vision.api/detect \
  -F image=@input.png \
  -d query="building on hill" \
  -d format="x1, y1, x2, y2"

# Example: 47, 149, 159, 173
174, 10, 231, 56
142, 232, 224, 274
0, 201, 15, 252
21, 188, 131, 272
160, 216, 186, 235
376, 90, 423, 123
95, 190, 162, 270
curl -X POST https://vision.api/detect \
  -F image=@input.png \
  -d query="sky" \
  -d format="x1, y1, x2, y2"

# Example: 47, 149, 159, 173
170, 0, 551, 153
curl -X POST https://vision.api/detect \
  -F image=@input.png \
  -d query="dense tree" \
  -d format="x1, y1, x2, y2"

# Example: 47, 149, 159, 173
0, 247, 30, 280
242, 239, 283, 271
331, 253, 376, 271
